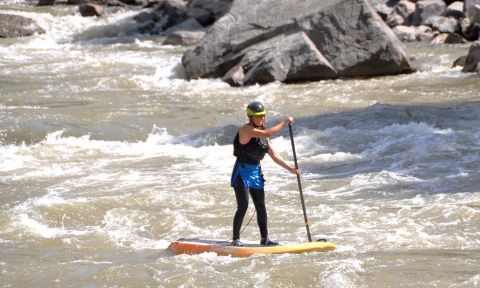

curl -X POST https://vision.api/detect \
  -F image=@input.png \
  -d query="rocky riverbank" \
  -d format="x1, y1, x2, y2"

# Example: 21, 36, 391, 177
2, 0, 479, 84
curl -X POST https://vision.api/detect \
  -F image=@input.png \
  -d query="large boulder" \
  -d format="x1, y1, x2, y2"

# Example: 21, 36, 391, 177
0, 13, 45, 38
182, 0, 416, 86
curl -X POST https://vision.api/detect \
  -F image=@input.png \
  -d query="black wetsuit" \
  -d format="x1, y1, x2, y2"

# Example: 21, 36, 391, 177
232, 176, 267, 240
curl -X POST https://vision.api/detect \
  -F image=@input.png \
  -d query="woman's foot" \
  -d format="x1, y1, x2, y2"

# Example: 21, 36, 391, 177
231, 239, 244, 246
260, 238, 279, 246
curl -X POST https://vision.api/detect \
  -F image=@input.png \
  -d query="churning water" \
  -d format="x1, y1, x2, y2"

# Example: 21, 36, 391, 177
1, 1, 479, 287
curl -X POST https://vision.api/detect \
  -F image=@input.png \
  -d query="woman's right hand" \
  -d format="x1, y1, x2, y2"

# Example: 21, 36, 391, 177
285, 116, 294, 125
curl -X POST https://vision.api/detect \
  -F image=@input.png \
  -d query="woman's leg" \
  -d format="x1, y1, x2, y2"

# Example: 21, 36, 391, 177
249, 187, 268, 239
232, 177, 249, 240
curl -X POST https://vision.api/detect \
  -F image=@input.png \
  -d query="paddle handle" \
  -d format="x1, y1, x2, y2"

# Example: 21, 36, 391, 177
288, 123, 312, 242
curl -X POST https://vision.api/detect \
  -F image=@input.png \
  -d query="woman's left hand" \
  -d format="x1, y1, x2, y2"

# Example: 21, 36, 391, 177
289, 167, 300, 175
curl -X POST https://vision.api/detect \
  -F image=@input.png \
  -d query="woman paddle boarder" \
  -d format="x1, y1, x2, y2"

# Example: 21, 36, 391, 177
230, 101, 299, 246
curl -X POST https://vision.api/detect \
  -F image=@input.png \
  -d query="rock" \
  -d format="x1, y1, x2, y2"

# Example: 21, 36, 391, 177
412, 0, 446, 26
162, 0, 190, 30
117, 0, 144, 5
393, 25, 417, 41
424, 15, 460, 33
144, 0, 161, 8
444, 1, 464, 19
222, 64, 245, 86
370, 0, 400, 20
138, 20, 157, 33
242, 31, 337, 85
445, 32, 467, 43
162, 18, 205, 46
188, 0, 232, 20
134, 11, 159, 23
163, 17, 203, 34
464, 0, 480, 15
452, 55, 466, 67
105, 0, 130, 6
186, 7, 212, 26
461, 16, 480, 40
431, 32, 467, 43
467, 4, 480, 24
79, 3, 104, 17
38, 0, 56, 5
0, 13, 45, 38
462, 41, 480, 72
163, 29, 206, 45
415, 24, 436, 41
386, 0, 416, 27
182, 0, 416, 86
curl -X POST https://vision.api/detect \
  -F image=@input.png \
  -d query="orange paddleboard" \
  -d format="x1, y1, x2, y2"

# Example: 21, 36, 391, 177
168, 238, 336, 257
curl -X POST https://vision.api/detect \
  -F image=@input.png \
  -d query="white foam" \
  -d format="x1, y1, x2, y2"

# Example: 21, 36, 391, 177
324, 272, 356, 288
17, 214, 91, 239
102, 208, 170, 250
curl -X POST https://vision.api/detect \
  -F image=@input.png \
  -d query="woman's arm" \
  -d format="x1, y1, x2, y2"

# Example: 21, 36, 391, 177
239, 116, 293, 141
267, 141, 299, 175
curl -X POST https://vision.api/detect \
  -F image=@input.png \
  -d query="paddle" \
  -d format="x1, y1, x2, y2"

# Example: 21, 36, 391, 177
288, 123, 312, 242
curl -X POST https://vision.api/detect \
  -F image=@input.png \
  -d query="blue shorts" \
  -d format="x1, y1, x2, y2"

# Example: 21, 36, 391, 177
230, 161, 264, 190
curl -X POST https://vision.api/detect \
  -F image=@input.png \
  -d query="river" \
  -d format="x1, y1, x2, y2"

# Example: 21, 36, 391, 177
1, 1, 480, 287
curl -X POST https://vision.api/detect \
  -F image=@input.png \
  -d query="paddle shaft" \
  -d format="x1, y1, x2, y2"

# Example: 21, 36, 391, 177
288, 123, 312, 242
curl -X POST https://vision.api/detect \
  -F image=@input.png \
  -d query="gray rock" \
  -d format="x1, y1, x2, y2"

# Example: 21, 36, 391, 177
163, 17, 203, 34
134, 11, 160, 23
188, 0, 232, 20
182, 0, 416, 86
444, 1, 464, 19
393, 25, 417, 41
163, 29, 206, 45
370, 0, 400, 20
461, 15, 480, 40
186, 7, 212, 26
462, 41, 480, 72
463, 0, 480, 14
386, 0, 416, 27
425, 16, 460, 33
412, 0, 446, 26
386, 0, 415, 27
467, 4, 480, 24
415, 24, 436, 41
0, 13, 45, 38
162, 18, 205, 46
240, 31, 337, 85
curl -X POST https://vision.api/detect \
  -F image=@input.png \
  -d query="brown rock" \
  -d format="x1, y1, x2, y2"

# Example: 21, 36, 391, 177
452, 55, 466, 68
431, 32, 467, 43
0, 13, 45, 38
462, 41, 480, 72
79, 3, 105, 17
